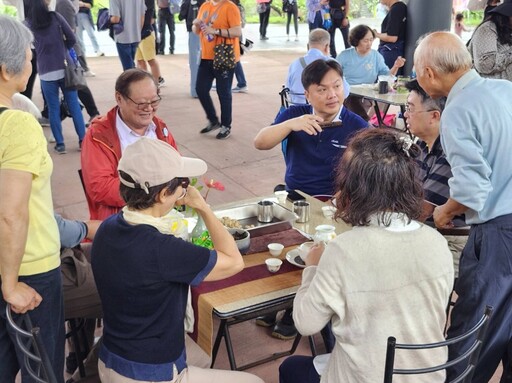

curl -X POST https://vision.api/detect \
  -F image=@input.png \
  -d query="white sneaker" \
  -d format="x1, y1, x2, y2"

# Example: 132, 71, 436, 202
232, 86, 248, 93
84, 70, 96, 77
96, 51, 105, 57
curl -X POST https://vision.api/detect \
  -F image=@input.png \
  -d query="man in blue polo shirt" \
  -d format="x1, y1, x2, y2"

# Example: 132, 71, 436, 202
255, 59, 368, 197
254, 59, 368, 339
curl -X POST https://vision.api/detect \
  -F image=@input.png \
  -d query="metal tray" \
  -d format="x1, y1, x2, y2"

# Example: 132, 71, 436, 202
214, 203, 298, 235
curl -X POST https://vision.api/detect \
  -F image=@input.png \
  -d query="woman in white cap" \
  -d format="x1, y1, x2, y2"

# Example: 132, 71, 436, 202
91, 137, 263, 383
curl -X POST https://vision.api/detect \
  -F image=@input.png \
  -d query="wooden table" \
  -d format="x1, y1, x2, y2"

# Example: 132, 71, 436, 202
190, 193, 350, 370
349, 84, 409, 131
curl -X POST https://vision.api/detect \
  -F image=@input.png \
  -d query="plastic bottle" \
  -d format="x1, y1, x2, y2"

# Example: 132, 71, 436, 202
200, 21, 214, 42
322, 9, 332, 30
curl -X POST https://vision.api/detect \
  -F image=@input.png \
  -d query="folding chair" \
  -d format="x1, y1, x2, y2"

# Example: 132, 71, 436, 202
5, 304, 58, 383
383, 305, 493, 383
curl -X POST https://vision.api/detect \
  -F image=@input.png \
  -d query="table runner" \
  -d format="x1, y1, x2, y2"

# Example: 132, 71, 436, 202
190, 229, 309, 356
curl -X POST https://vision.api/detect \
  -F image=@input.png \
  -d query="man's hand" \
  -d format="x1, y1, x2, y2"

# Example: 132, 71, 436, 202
288, 114, 324, 136
341, 17, 349, 27
433, 205, 455, 229
305, 242, 325, 266
394, 56, 406, 68
2, 282, 42, 314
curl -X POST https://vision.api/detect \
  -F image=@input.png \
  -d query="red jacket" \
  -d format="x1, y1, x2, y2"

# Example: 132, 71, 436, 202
80, 107, 178, 220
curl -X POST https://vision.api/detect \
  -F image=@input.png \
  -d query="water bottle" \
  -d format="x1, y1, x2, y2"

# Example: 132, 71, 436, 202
200, 21, 214, 42
322, 10, 332, 30
68, 48, 79, 65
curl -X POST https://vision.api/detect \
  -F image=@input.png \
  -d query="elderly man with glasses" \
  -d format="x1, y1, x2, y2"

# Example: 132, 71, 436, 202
404, 79, 467, 279
81, 68, 178, 221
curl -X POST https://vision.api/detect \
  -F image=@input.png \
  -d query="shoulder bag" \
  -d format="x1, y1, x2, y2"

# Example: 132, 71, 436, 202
56, 16, 87, 91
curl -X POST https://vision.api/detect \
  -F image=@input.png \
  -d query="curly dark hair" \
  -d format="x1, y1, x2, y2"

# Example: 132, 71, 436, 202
333, 129, 423, 227
348, 24, 375, 47
119, 171, 183, 210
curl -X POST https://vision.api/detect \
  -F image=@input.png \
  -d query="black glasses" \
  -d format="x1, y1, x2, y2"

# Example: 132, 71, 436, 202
176, 177, 190, 200
125, 95, 162, 110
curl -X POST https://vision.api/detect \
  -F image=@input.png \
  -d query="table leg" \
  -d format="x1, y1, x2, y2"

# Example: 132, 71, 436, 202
223, 321, 238, 370
210, 319, 227, 368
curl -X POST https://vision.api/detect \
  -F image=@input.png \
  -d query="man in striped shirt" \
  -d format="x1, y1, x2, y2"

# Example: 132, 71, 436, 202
404, 79, 466, 278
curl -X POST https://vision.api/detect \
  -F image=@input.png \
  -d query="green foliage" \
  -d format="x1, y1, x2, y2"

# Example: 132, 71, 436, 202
0, 5, 18, 17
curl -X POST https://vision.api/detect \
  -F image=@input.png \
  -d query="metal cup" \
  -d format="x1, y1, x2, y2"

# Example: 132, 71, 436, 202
257, 200, 274, 223
293, 201, 310, 223
378, 80, 389, 94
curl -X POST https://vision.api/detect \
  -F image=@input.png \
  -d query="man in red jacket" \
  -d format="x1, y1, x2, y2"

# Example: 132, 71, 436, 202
81, 69, 178, 220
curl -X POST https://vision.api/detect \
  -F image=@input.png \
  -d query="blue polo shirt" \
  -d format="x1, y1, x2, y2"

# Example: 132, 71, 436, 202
274, 105, 368, 196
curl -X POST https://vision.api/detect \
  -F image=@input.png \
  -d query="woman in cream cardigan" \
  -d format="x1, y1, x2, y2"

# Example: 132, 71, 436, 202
279, 129, 454, 383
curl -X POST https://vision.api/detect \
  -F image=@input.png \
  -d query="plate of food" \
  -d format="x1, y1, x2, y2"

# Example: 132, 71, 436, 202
286, 249, 306, 268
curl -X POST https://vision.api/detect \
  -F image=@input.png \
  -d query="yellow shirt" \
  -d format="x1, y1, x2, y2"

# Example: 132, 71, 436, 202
0, 108, 60, 276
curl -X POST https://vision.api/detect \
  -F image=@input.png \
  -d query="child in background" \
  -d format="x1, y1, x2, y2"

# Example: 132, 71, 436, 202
454, 13, 470, 38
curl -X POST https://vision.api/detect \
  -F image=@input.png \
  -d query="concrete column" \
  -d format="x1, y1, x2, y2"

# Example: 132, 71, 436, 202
404, 0, 452, 75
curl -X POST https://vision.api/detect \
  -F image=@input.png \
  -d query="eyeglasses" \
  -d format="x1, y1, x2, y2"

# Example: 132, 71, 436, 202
404, 104, 437, 114
176, 177, 190, 200
124, 95, 162, 110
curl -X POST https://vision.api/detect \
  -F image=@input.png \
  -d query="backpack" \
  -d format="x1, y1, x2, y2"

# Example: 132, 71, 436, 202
96, 8, 111, 31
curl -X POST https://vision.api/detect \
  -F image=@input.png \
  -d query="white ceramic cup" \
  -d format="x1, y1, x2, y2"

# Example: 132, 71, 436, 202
321, 205, 336, 219
268, 243, 284, 257
265, 258, 283, 273
298, 241, 315, 262
274, 190, 288, 204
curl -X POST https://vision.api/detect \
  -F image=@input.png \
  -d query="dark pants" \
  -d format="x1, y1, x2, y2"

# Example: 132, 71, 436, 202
286, 4, 298, 35
234, 61, 247, 88
329, 18, 350, 58
21, 48, 38, 100
308, 11, 323, 31
116, 42, 139, 71
196, 59, 234, 128
378, 41, 404, 75
279, 355, 320, 383
259, 6, 271, 37
78, 86, 100, 118
0, 267, 65, 383
158, 7, 175, 53
446, 213, 512, 383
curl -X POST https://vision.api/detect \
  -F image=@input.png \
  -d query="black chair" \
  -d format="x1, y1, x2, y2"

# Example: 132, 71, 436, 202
5, 304, 58, 383
383, 305, 492, 383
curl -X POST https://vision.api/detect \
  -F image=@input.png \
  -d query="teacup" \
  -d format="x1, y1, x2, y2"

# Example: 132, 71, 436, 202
265, 258, 283, 273
274, 190, 288, 204
268, 243, 284, 257
298, 241, 315, 262
321, 205, 336, 219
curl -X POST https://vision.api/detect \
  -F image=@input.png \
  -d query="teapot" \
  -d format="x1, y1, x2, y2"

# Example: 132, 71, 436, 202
314, 225, 336, 244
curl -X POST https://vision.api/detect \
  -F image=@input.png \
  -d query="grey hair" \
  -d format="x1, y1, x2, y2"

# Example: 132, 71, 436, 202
414, 31, 472, 75
0, 15, 34, 75
309, 28, 331, 47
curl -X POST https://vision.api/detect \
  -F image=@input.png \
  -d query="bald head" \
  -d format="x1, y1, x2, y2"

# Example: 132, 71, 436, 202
308, 28, 331, 49
414, 31, 472, 75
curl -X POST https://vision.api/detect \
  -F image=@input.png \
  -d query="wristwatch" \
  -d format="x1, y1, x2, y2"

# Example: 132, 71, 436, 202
217, 29, 221, 36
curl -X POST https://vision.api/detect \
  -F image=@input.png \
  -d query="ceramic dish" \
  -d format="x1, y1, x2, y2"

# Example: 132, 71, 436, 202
286, 249, 306, 268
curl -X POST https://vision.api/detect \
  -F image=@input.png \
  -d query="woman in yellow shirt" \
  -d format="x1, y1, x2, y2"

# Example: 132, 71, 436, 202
0, 15, 64, 383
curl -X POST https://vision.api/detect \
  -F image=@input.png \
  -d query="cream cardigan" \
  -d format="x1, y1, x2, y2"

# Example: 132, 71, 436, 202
293, 223, 454, 383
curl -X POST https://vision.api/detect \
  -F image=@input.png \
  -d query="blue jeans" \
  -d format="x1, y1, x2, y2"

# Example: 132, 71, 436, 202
446, 213, 512, 383
0, 267, 65, 383
234, 61, 247, 88
40, 78, 86, 146
188, 32, 201, 98
196, 59, 234, 128
116, 42, 139, 71
76, 12, 100, 53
